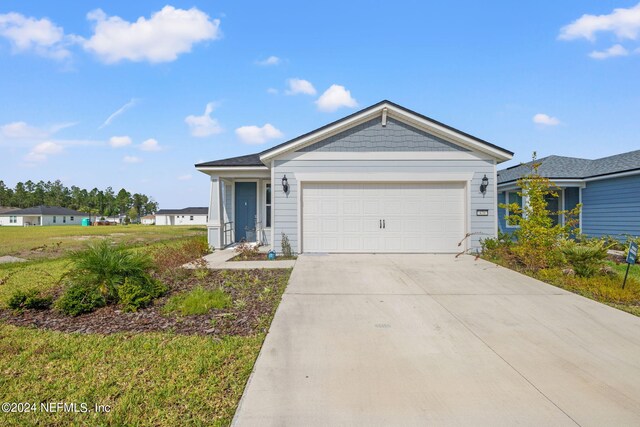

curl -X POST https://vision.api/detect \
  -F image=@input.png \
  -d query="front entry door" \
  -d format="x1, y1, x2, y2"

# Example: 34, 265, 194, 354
235, 182, 257, 242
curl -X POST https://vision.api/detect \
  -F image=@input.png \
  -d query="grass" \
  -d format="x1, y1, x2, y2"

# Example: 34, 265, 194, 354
608, 260, 640, 281
0, 258, 69, 308
0, 225, 206, 259
163, 287, 232, 316
0, 325, 263, 426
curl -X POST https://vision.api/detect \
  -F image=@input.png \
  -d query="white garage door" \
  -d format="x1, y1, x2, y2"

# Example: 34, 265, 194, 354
302, 182, 466, 253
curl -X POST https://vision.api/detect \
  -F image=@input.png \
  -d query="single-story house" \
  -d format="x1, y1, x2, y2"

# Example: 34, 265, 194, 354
0, 206, 91, 226
195, 100, 513, 253
141, 215, 155, 225
155, 207, 208, 226
497, 149, 640, 239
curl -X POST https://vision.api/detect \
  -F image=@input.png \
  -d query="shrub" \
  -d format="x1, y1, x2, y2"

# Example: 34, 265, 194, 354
56, 281, 106, 316
499, 152, 581, 271
153, 237, 211, 275
561, 240, 609, 278
281, 233, 293, 257
7, 289, 53, 311
234, 242, 259, 260
163, 287, 231, 316
117, 277, 167, 312
69, 240, 155, 302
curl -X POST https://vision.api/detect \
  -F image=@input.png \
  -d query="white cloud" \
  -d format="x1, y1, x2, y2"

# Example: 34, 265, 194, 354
0, 12, 72, 60
256, 55, 280, 66
266, 87, 279, 95
177, 174, 192, 181
285, 78, 316, 95
1, 121, 77, 139
559, 3, 640, 41
315, 84, 358, 112
533, 113, 561, 126
1, 121, 48, 139
140, 138, 161, 151
235, 124, 283, 144
82, 6, 221, 64
24, 141, 63, 163
185, 103, 223, 137
589, 44, 629, 59
123, 155, 142, 163
99, 99, 137, 129
109, 135, 132, 147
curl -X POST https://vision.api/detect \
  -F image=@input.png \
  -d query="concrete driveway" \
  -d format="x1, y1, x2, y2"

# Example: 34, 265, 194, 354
233, 254, 640, 426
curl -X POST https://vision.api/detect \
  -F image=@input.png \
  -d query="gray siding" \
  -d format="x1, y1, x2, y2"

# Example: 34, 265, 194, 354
582, 175, 640, 239
273, 159, 496, 253
297, 117, 469, 153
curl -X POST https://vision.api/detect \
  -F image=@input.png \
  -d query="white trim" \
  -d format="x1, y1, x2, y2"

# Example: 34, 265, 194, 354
259, 102, 513, 163
293, 172, 475, 183
263, 181, 272, 229
297, 181, 302, 254
578, 186, 583, 230
498, 179, 586, 191
584, 169, 640, 182
270, 160, 275, 248
275, 151, 494, 161
493, 161, 498, 238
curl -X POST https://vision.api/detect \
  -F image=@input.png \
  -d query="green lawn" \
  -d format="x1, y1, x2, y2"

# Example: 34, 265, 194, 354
0, 325, 262, 426
1, 230, 290, 426
0, 225, 206, 259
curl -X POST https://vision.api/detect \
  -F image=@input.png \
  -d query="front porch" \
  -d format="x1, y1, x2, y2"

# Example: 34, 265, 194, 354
205, 169, 272, 250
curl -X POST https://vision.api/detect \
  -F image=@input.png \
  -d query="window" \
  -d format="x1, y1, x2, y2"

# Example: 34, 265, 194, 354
70, 216, 74, 221
9, 216, 16, 224
53, 216, 56, 223
265, 183, 272, 228
63, 216, 66, 223
190, 216, 194, 221
505, 191, 523, 227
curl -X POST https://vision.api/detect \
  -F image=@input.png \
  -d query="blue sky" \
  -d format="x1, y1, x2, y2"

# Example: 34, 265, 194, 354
1, 1, 639, 208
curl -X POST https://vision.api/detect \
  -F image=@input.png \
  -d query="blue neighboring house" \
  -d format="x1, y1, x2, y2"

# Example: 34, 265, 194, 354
497, 149, 640, 239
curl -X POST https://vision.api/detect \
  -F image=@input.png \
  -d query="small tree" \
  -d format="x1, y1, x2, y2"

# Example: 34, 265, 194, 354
127, 206, 139, 223
500, 152, 581, 271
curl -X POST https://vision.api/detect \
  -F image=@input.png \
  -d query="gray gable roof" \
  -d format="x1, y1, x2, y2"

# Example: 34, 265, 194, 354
498, 149, 640, 184
156, 207, 208, 215
195, 153, 263, 168
0, 206, 91, 216
195, 100, 513, 168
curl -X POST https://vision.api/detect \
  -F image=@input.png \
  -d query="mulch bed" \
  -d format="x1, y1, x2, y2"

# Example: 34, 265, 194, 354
229, 253, 297, 261
0, 269, 291, 336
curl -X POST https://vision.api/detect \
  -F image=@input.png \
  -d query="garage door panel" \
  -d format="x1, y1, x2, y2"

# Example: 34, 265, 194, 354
302, 182, 465, 253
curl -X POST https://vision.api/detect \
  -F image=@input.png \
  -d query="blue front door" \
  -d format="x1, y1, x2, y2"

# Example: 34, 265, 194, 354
235, 182, 257, 242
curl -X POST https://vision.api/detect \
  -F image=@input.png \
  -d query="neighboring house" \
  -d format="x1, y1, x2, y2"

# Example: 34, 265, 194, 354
497, 149, 640, 239
196, 100, 513, 253
155, 207, 208, 226
0, 206, 90, 226
141, 215, 155, 225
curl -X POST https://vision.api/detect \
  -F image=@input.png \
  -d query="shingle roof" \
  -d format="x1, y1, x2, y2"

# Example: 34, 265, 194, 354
498, 149, 640, 184
156, 207, 208, 215
195, 153, 264, 168
0, 207, 19, 215
0, 206, 91, 216
195, 100, 513, 168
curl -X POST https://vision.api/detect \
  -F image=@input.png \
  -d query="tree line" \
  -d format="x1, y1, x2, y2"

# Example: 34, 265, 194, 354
0, 180, 158, 219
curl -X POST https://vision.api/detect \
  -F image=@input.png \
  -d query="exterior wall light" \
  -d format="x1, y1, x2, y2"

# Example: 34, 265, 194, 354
282, 175, 289, 193
480, 174, 489, 197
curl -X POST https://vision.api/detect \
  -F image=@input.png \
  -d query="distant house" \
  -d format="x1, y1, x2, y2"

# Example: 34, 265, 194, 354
497, 149, 640, 239
0, 206, 91, 226
155, 207, 208, 226
141, 215, 155, 225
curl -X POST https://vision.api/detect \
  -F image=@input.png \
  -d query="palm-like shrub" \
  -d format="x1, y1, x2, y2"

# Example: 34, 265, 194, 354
57, 240, 165, 315
561, 240, 608, 278
69, 240, 155, 302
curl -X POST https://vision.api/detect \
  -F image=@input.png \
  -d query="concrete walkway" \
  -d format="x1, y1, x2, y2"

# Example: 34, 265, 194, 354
233, 254, 640, 426
196, 247, 296, 269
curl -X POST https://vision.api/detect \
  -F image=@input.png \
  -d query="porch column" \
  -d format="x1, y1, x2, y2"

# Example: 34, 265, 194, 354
208, 175, 224, 249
